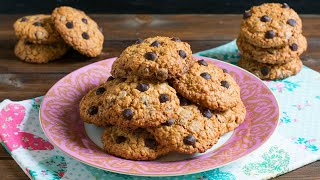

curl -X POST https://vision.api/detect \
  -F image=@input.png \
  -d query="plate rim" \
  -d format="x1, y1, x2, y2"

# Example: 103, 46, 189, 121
39, 55, 280, 177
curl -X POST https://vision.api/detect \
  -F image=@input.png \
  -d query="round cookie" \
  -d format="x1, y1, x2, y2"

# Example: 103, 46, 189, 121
14, 14, 63, 44
79, 76, 179, 128
238, 57, 303, 80
111, 36, 195, 81
102, 126, 170, 160
51, 6, 104, 57
172, 60, 241, 111
240, 3, 302, 48
237, 34, 307, 64
14, 39, 69, 63
147, 105, 221, 154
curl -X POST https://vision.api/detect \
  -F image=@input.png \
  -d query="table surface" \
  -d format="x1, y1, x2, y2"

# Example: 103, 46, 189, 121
0, 14, 319, 179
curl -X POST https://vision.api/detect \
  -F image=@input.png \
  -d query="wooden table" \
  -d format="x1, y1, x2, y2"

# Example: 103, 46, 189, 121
0, 14, 319, 179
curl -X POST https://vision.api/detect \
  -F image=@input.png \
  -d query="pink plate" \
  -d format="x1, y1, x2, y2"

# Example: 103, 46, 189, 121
40, 56, 279, 176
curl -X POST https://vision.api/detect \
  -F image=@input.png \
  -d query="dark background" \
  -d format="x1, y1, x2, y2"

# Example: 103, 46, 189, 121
0, 0, 319, 14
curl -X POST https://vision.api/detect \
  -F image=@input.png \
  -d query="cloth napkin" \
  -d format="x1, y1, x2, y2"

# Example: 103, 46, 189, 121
1, 40, 319, 180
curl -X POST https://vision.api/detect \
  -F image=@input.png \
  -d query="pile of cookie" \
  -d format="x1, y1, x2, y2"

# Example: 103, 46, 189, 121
80, 36, 246, 160
237, 3, 307, 80
13, 6, 103, 63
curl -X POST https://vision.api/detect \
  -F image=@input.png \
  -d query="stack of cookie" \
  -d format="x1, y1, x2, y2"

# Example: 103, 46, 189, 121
237, 3, 307, 80
13, 6, 104, 63
80, 36, 246, 160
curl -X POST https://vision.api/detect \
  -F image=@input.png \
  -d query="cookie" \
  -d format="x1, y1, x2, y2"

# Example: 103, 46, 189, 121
240, 3, 302, 48
206, 101, 246, 135
51, 6, 104, 57
79, 76, 179, 128
147, 105, 221, 154
172, 61, 241, 111
101, 126, 170, 160
14, 14, 63, 44
14, 39, 69, 63
237, 34, 307, 64
111, 36, 195, 81
238, 57, 303, 80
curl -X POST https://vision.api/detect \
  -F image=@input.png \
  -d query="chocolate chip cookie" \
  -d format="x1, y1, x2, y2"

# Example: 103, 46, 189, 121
203, 101, 246, 135
14, 39, 69, 63
14, 14, 63, 44
237, 34, 307, 64
111, 36, 195, 81
238, 57, 303, 80
79, 76, 179, 128
147, 105, 221, 154
173, 60, 241, 111
52, 6, 104, 57
102, 126, 170, 160
240, 3, 302, 48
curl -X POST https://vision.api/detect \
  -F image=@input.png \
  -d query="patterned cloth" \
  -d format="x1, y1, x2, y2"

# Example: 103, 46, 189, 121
0, 40, 319, 180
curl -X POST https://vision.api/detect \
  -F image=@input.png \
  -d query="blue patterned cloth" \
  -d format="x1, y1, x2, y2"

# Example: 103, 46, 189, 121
0, 40, 319, 180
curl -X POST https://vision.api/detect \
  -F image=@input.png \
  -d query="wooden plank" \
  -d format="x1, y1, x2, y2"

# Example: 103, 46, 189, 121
0, 159, 28, 179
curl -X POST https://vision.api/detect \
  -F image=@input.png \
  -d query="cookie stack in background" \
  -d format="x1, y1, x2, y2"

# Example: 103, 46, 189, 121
80, 36, 246, 161
13, 6, 104, 63
237, 3, 307, 80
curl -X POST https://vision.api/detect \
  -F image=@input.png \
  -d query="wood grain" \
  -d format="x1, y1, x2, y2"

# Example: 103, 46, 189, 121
0, 14, 319, 179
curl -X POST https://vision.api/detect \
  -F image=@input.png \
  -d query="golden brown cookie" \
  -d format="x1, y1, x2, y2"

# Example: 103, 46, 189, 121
102, 126, 170, 160
111, 36, 195, 81
79, 76, 179, 128
172, 60, 241, 111
14, 39, 69, 63
237, 34, 307, 64
238, 57, 303, 80
240, 3, 302, 48
14, 14, 63, 44
147, 105, 221, 154
51, 6, 104, 57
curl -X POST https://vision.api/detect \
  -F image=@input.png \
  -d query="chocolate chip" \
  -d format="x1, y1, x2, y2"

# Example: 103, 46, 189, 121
137, 83, 149, 92
145, 138, 158, 149
135, 38, 144, 44
136, 128, 144, 134
151, 40, 160, 47
20, 17, 28, 22
221, 81, 230, 88
223, 69, 228, 73
33, 22, 43, 27
243, 11, 251, 19
82, 18, 88, 24
107, 76, 115, 81
159, 94, 170, 103
115, 136, 127, 144
200, 72, 211, 80
145, 52, 157, 60
87, 106, 98, 115
166, 118, 175, 126
290, 43, 298, 51
82, 32, 89, 40
179, 97, 191, 106
261, 67, 269, 76
260, 15, 271, 22
119, 78, 127, 82
122, 108, 134, 120
287, 19, 296, 27
183, 135, 196, 145
66, 22, 73, 29
178, 50, 187, 58
171, 37, 181, 42
96, 87, 106, 95
202, 109, 213, 118
198, 59, 208, 66
265, 30, 275, 39
282, 3, 290, 8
